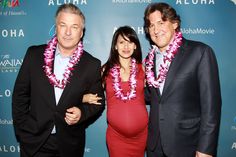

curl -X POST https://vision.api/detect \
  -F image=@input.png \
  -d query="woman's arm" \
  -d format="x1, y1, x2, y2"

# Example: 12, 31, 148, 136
82, 93, 102, 105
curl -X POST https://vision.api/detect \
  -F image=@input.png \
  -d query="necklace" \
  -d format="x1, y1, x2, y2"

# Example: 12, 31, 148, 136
145, 31, 182, 88
110, 58, 137, 101
43, 36, 83, 89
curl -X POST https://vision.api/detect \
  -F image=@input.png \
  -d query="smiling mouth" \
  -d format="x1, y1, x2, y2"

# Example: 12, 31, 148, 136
122, 51, 131, 54
63, 37, 73, 40
156, 33, 164, 37
154, 31, 165, 37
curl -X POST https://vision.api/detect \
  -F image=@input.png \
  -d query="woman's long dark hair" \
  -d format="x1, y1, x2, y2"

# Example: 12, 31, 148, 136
102, 26, 142, 84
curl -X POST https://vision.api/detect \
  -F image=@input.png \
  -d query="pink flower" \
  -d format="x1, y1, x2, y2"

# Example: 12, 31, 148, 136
43, 36, 84, 89
110, 58, 137, 101
145, 32, 183, 88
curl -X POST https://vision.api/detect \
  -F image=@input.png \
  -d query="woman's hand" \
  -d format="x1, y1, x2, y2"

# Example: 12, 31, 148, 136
82, 93, 102, 105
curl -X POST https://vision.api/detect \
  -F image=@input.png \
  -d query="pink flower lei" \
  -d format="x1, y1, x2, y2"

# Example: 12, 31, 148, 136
43, 36, 84, 89
110, 58, 137, 101
145, 31, 183, 88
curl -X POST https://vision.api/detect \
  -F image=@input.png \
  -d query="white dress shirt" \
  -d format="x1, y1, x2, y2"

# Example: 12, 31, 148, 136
51, 46, 70, 134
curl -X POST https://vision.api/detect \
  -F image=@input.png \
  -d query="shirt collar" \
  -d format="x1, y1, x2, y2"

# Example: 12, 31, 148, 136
152, 45, 166, 55
55, 44, 71, 58
55, 44, 60, 57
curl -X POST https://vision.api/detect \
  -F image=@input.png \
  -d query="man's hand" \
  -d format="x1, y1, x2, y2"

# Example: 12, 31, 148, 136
196, 151, 212, 157
65, 107, 81, 125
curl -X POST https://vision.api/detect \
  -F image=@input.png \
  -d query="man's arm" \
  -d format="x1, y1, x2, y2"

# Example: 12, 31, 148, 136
76, 60, 105, 124
12, 48, 32, 141
197, 45, 222, 155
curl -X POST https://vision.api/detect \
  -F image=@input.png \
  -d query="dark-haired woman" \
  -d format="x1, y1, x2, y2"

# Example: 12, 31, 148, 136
83, 26, 148, 157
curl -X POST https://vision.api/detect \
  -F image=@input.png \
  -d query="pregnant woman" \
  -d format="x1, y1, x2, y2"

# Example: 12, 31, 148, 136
83, 26, 148, 157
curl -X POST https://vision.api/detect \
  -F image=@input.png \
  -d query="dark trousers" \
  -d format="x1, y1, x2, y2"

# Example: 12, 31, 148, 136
147, 136, 167, 157
20, 134, 60, 157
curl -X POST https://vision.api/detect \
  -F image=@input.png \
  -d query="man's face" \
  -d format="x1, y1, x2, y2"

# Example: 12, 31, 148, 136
56, 11, 84, 55
148, 10, 178, 52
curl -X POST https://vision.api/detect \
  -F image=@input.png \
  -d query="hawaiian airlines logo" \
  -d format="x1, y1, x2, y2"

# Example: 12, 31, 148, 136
48, 0, 88, 6
176, 0, 215, 5
231, 0, 236, 5
0, 119, 13, 125
0, 0, 19, 8
0, 0, 26, 16
0, 54, 23, 73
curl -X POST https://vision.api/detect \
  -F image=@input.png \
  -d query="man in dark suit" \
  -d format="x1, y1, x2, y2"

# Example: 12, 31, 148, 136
144, 2, 221, 157
12, 3, 105, 157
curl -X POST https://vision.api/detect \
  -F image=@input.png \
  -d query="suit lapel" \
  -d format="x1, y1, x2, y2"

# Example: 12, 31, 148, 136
57, 65, 78, 106
148, 50, 164, 98
44, 80, 57, 109
56, 54, 83, 106
161, 40, 186, 100
152, 53, 162, 96
39, 48, 57, 109
155, 87, 161, 100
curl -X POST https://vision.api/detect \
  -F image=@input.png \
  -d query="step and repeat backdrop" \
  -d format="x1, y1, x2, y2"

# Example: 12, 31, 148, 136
1, 0, 236, 157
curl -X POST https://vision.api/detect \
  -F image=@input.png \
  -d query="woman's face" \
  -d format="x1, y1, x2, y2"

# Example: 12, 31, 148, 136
115, 35, 136, 60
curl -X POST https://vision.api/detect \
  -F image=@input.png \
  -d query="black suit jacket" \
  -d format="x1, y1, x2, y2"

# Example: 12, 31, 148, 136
146, 38, 221, 157
12, 45, 105, 157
